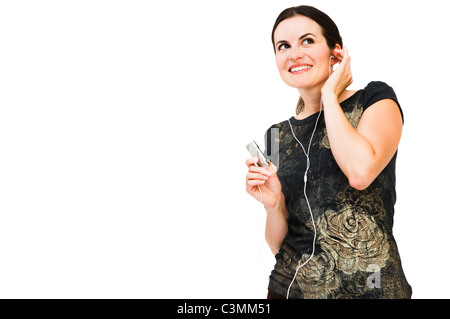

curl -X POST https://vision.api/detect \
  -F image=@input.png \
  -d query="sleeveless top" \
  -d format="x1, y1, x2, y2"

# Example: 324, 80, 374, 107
265, 81, 412, 299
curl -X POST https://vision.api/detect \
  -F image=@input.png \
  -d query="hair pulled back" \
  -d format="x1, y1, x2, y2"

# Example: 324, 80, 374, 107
271, 6, 343, 114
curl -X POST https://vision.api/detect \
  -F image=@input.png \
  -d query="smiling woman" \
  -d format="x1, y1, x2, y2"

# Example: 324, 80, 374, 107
244, 5, 411, 299
272, 6, 343, 115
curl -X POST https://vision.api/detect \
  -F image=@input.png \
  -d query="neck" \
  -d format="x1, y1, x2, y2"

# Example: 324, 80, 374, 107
295, 87, 323, 119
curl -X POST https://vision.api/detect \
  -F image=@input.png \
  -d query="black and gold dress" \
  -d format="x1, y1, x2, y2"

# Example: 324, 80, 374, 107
266, 81, 412, 299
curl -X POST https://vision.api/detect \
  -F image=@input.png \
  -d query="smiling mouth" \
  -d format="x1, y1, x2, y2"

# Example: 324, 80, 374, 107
289, 65, 313, 73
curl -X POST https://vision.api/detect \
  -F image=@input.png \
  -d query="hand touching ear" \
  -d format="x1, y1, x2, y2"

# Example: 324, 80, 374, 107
322, 46, 353, 99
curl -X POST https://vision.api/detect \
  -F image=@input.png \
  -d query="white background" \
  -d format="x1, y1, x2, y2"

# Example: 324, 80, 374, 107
0, 0, 448, 298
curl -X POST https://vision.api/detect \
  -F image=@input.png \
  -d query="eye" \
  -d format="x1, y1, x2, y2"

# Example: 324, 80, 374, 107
302, 38, 314, 45
278, 43, 290, 51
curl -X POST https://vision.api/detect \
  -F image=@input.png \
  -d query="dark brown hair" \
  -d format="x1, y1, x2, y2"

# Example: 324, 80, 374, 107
271, 6, 343, 114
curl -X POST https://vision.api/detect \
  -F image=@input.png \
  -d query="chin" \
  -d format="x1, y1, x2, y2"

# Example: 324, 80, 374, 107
285, 80, 312, 90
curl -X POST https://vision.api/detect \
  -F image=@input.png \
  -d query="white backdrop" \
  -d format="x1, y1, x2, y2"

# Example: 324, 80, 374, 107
0, 0, 448, 298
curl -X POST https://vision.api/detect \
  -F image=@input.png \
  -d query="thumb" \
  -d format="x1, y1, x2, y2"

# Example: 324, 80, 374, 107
267, 161, 278, 174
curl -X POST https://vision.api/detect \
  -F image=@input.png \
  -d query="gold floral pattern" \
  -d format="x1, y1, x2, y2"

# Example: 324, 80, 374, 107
317, 204, 390, 274
336, 186, 386, 217
344, 102, 363, 129
295, 251, 340, 299
290, 202, 390, 298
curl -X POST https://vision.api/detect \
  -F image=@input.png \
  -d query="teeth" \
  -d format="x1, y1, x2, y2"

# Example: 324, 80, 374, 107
290, 65, 312, 72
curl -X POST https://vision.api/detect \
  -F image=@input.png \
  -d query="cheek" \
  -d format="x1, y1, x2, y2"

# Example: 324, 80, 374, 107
315, 51, 332, 69
309, 52, 331, 77
275, 54, 287, 72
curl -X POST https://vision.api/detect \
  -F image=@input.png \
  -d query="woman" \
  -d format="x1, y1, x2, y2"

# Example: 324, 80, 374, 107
245, 5, 412, 299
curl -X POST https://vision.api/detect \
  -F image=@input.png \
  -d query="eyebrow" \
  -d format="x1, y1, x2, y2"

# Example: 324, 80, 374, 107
275, 33, 316, 47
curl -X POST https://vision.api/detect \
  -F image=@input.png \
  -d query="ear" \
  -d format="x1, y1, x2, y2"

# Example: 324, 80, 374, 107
330, 44, 342, 65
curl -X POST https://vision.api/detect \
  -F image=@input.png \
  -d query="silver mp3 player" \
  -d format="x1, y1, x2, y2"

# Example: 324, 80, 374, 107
246, 140, 270, 168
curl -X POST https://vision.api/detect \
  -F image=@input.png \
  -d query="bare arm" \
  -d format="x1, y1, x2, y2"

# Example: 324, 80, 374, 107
323, 96, 402, 189
322, 48, 403, 190
264, 195, 288, 255
245, 157, 288, 254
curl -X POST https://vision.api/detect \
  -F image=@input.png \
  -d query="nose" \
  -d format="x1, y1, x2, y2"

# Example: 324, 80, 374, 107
289, 45, 305, 61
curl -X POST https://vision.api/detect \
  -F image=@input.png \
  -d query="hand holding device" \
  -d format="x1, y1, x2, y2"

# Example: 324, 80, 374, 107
245, 140, 270, 168
245, 141, 282, 207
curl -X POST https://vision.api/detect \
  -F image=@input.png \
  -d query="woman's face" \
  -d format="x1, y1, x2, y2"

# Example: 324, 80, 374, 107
273, 15, 336, 91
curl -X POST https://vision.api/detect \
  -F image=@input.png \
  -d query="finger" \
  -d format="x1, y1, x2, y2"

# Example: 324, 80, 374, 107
337, 47, 351, 75
343, 51, 352, 75
332, 48, 344, 62
267, 161, 278, 174
339, 47, 349, 66
249, 164, 272, 177
247, 179, 266, 187
247, 172, 269, 182
245, 156, 260, 168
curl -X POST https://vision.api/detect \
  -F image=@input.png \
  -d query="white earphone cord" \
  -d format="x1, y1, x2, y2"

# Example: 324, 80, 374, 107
285, 56, 332, 298
257, 184, 262, 203
286, 99, 321, 298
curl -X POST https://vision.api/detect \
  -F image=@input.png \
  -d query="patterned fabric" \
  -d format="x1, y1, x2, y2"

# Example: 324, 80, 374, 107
266, 81, 412, 299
